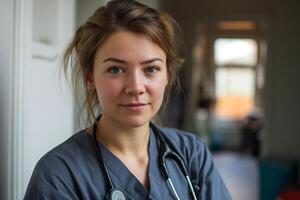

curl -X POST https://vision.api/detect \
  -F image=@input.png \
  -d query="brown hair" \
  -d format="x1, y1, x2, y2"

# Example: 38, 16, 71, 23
62, 0, 185, 127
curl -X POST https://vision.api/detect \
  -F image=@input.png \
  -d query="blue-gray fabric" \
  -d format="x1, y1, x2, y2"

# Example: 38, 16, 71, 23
24, 126, 231, 200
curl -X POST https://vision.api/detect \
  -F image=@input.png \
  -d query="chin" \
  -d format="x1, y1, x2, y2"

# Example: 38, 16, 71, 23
120, 115, 151, 128
124, 119, 149, 128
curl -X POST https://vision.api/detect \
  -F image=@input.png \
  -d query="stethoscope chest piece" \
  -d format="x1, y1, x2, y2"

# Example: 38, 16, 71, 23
106, 188, 126, 200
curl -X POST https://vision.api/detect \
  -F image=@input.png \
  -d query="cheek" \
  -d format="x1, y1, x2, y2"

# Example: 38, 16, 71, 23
148, 77, 167, 100
95, 79, 122, 106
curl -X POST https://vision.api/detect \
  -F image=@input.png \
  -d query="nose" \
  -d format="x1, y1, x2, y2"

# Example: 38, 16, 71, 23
124, 71, 145, 96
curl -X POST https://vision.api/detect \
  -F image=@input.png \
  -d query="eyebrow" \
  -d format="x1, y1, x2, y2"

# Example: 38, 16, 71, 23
102, 57, 164, 65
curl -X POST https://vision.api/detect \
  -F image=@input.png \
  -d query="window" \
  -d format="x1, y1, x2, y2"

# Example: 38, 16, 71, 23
214, 38, 257, 66
214, 38, 258, 120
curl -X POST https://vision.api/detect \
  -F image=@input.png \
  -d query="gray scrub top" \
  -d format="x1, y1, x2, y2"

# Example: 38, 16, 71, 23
24, 125, 231, 200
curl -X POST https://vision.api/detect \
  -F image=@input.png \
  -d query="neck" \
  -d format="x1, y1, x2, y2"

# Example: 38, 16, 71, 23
96, 114, 150, 157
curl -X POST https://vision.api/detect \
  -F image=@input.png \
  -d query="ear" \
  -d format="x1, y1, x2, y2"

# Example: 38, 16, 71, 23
87, 80, 95, 89
86, 73, 95, 90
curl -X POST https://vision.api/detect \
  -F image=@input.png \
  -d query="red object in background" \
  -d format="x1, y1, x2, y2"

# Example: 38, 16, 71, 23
278, 190, 300, 200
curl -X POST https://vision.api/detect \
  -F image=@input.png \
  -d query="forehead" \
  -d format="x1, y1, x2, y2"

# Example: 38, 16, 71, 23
95, 30, 166, 63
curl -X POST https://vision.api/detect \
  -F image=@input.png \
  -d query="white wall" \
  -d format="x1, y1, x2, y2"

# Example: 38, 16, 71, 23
0, 1, 14, 200
0, 0, 76, 199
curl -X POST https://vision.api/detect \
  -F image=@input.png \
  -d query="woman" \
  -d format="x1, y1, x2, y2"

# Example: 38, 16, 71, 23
24, 0, 231, 199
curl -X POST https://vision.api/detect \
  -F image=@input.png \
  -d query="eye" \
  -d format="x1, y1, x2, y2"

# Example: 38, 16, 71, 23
107, 66, 124, 74
145, 66, 160, 74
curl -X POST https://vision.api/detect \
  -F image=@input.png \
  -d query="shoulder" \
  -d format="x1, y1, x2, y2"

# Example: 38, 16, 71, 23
25, 131, 93, 196
155, 125, 212, 173
154, 125, 210, 170
158, 126, 208, 155
35, 130, 91, 170
160, 127, 204, 144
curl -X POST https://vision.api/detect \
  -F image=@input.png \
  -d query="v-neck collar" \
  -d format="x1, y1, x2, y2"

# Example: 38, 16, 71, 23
82, 124, 174, 199
92, 124, 173, 199
96, 128, 155, 199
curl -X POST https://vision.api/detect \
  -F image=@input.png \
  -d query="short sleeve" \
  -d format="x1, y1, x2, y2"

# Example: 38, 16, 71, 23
24, 178, 75, 200
23, 151, 80, 200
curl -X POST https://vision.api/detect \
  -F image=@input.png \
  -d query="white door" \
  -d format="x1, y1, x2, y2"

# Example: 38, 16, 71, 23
3, 0, 76, 199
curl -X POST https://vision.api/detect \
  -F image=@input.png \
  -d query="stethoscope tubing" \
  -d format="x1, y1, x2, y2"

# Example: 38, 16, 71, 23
154, 125, 197, 200
92, 122, 115, 191
92, 121, 127, 200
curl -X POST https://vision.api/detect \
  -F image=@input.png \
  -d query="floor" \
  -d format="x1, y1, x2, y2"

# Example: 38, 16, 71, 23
213, 152, 259, 200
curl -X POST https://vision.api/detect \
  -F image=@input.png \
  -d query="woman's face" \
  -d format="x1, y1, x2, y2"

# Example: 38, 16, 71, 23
91, 30, 168, 128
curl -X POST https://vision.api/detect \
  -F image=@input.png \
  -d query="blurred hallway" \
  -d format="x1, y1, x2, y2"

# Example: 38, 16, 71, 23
213, 152, 259, 200
1, 0, 300, 199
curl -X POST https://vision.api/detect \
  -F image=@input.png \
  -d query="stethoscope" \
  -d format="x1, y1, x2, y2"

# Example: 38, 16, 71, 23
91, 116, 197, 200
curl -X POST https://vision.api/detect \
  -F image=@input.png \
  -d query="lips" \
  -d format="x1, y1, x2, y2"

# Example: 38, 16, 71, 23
121, 103, 148, 110
123, 103, 147, 107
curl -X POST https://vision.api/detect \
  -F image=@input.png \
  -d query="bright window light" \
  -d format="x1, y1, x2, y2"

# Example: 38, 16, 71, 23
215, 68, 255, 119
214, 38, 257, 66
